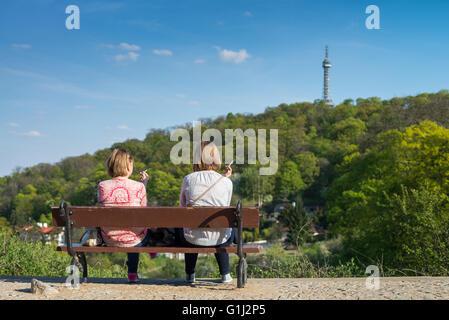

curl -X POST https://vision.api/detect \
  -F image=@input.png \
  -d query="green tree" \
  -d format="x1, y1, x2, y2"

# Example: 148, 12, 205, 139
327, 121, 449, 274
0, 217, 12, 233
147, 170, 181, 206
293, 152, 320, 188
72, 177, 97, 206
279, 195, 312, 247
235, 165, 275, 205
274, 161, 305, 200
10, 184, 37, 226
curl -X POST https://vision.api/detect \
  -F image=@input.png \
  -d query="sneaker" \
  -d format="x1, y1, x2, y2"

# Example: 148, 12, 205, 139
221, 273, 233, 283
186, 273, 196, 283
149, 252, 158, 259
128, 272, 139, 284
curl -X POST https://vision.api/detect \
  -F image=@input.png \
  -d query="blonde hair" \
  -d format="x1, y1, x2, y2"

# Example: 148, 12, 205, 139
106, 149, 134, 177
193, 141, 221, 172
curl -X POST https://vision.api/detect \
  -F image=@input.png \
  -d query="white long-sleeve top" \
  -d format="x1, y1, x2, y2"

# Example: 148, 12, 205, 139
179, 170, 233, 246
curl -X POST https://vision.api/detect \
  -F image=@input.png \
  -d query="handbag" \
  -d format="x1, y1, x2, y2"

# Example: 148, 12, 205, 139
80, 227, 104, 246
147, 228, 176, 247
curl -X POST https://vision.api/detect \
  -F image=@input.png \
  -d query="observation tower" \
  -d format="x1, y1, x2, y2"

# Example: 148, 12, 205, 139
322, 45, 334, 107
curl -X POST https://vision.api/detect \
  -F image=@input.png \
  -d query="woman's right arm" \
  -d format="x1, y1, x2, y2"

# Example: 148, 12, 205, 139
140, 184, 148, 207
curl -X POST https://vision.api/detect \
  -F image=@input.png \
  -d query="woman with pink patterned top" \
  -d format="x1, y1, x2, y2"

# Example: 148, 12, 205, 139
97, 148, 150, 283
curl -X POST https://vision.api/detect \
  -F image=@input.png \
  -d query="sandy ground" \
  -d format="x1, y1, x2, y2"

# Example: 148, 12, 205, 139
1, 276, 448, 300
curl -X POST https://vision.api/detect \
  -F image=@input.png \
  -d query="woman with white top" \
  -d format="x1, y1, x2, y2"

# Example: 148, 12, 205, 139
178, 141, 233, 283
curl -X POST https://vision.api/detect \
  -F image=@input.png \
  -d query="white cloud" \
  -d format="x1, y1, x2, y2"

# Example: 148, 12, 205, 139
176, 94, 186, 99
8, 122, 20, 127
101, 43, 141, 64
188, 101, 199, 105
23, 131, 41, 137
243, 11, 253, 17
114, 51, 140, 62
116, 125, 130, 130
128, 52, 139, 61
114, 54, 127, 62
194, 59, 206, 64
214, 46, 251, 64
11, 44, 31, 49
153, 49, 173, 56
110, 137, 130, 144
119, 42, 141, 51
75, 105, 89, 110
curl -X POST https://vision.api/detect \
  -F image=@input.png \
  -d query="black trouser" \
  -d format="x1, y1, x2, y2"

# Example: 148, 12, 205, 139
126, 230, 151, 274
176, 228, 235, 275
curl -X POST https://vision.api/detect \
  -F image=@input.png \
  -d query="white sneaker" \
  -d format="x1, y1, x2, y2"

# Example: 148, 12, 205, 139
186, 273, 195, 283
221, 273, 232, 283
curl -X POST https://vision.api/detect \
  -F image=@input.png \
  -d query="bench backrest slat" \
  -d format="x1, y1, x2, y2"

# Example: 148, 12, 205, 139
51, 206, 259, 228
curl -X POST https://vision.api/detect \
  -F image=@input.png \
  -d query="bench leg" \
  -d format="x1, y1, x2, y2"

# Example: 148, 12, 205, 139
237, 253, 247, 289
69, 256, 82, 287
71, 254, 88, 284
77, 253, 88, 283
235, 200, 248, 289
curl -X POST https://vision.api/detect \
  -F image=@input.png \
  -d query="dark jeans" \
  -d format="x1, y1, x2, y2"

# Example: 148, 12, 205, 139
176, 228, 235, 275
126, 230, 151, 274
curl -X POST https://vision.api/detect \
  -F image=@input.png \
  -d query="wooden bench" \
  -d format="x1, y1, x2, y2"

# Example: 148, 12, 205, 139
51, 200, 260, 288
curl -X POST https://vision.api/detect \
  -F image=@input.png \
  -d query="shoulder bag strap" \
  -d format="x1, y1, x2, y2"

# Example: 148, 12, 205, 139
188, 175, 225, 207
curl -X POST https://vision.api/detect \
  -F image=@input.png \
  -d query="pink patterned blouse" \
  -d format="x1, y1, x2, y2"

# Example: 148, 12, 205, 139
97, 178, 148, 247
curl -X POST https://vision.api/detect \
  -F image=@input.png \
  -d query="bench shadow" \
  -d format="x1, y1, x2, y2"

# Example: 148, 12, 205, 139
1, 275, 68, 284
15, 288, 32, 294
198, 209, 235, 228
189, 279, 236, 291
1, 275, 236, 290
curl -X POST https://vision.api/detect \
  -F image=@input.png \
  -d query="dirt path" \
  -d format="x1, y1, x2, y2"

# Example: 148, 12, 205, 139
1, 276, 448, 300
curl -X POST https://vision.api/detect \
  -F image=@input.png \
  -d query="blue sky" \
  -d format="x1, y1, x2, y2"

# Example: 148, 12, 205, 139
1, 0, 449, 177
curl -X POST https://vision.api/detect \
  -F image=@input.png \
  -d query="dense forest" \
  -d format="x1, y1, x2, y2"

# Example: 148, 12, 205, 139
1, 90, 449, 274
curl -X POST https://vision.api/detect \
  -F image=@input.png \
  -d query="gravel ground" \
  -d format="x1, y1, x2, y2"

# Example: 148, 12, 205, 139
1, 276, 448, 300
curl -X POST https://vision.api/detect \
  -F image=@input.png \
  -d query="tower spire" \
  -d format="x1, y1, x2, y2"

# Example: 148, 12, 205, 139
322, 45, 334, 107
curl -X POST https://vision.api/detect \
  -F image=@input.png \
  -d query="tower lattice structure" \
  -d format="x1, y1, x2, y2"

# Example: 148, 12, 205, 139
322, 45, 334, 107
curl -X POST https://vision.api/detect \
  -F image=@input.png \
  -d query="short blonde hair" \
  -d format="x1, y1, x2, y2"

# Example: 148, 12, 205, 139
106, 149, 134, 177
193, 141, 221, 172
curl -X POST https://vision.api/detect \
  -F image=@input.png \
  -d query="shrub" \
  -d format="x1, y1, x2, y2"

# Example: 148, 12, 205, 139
244, 242, 366, 278
386, 186, 449, 275
0, 230, 70, 276
0, 231, 128, 278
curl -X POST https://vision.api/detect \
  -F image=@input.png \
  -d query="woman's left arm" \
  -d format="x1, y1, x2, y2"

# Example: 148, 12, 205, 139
227, 180, 233, 206
179, 177, 187, 207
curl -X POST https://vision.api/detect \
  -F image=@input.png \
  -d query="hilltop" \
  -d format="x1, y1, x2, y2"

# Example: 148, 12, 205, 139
1, 90, 449, 275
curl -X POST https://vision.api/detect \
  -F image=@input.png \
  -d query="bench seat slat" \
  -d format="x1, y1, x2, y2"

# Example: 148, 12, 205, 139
57, 244, 261, 254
